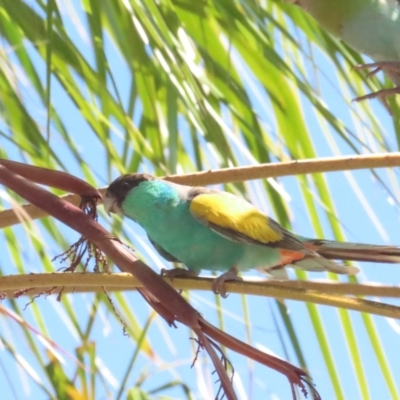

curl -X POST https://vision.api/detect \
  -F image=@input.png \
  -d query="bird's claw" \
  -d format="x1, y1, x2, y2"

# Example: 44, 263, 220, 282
212, 267, 242, 298
353, 88, 400, 115
353, 61, 400, 76
353, 61, 400, 114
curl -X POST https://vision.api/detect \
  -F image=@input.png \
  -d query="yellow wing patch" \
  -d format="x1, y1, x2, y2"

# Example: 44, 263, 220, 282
190, 193, 283, 243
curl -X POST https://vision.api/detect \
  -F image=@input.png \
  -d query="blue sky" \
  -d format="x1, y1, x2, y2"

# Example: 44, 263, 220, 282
1, 1, 400, 399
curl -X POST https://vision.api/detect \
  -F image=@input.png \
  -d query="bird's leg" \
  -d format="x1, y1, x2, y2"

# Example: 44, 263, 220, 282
161, 268, 199, 279
212, 266, 242, 298
353, 61, 400, 113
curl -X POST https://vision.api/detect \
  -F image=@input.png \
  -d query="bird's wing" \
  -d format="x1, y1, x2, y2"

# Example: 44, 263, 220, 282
148, 235, 181, 262
188, 188, 307, 251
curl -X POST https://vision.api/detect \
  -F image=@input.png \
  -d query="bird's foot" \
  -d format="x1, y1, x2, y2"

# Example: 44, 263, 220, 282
161, 268, 199, 279
212, 266, 242, 298
353, 62, 400, 114
353, 61, 400, 77
353, 87, 400, 114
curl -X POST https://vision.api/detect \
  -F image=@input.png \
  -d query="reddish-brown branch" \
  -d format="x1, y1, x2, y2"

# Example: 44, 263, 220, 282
0, 164, 199, 328
0, 159, 101, 198
194, 329, 238, 400
0, 162, 316, 399
200, 320, 320, 399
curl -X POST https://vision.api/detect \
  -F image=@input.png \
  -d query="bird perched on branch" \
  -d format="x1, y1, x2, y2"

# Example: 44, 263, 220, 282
104, 173, 400, 297
287, 0, 400, 111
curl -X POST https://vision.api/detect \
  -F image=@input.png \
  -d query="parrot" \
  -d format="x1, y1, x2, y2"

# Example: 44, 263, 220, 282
103, 173, 400, 297
286, 0, 400, 110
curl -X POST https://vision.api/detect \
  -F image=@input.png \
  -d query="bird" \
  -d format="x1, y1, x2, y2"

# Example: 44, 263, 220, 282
104, 173, 400, 297
287, 0, 400, 111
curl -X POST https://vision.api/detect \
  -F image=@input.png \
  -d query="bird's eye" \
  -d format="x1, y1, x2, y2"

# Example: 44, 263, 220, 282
121, 181, 130, 191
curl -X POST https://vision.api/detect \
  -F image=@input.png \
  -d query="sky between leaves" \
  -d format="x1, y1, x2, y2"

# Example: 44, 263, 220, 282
0, 0, 400, 399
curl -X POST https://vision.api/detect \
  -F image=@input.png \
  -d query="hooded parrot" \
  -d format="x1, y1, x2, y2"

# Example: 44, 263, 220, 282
287, 0, 400, 110
104, 173, 400, 297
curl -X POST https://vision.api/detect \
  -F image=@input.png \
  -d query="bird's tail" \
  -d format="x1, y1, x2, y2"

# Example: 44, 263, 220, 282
261, 239, 400, 279
305, 239, 400, 264
293, 256, 359, 275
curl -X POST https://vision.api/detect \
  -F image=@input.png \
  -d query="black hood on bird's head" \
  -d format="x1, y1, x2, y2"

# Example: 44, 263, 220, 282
105, 173, 156, 212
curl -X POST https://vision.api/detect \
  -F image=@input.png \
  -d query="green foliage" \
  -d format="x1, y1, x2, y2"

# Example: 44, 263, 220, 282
0, 0, 398, 399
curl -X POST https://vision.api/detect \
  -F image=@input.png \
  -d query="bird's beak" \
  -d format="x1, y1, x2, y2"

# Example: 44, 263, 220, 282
103, 193, 118, 216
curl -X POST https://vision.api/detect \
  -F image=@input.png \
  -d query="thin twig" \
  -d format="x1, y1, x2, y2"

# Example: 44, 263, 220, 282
1, 152, 400, 228
167, 152, 400, 185
2, 273, 400, 319
2, 273, 399, 297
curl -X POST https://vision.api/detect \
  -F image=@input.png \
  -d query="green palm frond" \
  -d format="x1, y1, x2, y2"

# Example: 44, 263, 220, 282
0, 0, 399, 399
